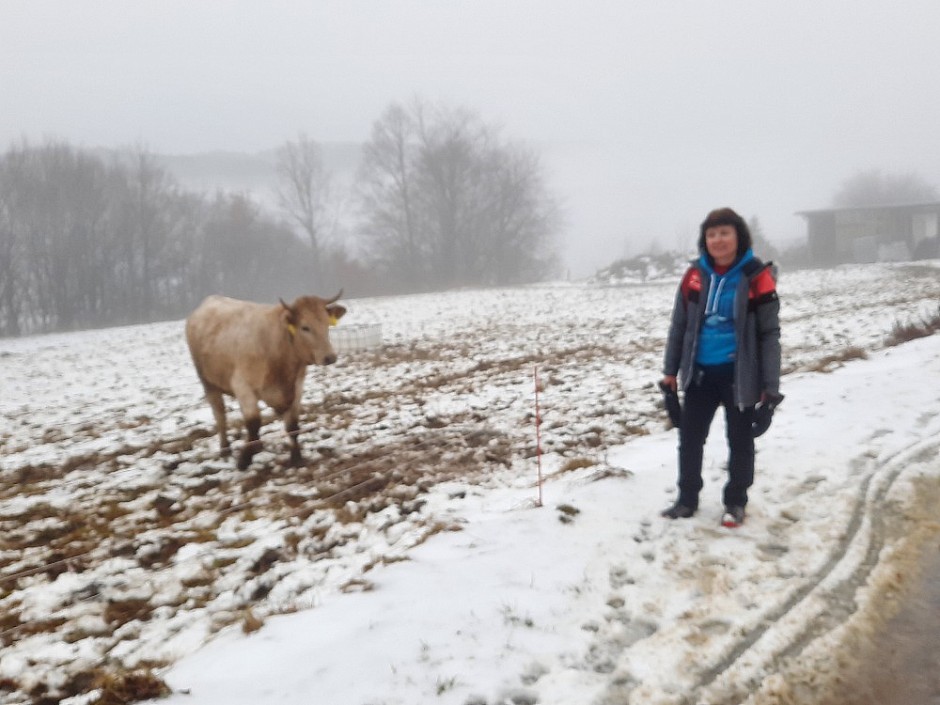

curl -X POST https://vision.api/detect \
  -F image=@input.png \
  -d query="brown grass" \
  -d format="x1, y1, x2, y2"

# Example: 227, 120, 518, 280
409, 520, 464, 550
104, 598, 154, 626
804, 346, 869, 373
883, 305, 940, 347
249, 548, 283, 575
137, 537, 184, 569
241, 608, 265, 634
363, 555, 411, 573
556, 457, 596, 474
89, 669, 171, 705
0, 615, 68, 647
340, 577, 376, 593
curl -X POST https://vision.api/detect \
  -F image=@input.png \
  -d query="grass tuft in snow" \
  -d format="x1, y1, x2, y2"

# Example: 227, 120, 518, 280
557, 503, 581, 524
88, 668, 171, 705
885, 305, 940, 347
557, 457, 596, 473
241, 609, 264, 634
802, 346, 869, 373
105, 598, 154, 627
435, 675, 459, 695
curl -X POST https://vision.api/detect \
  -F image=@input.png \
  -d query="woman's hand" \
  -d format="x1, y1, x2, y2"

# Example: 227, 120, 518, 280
661, 375, 678, 392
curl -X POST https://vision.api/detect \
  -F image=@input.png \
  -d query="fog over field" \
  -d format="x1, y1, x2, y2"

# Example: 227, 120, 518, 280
3, 1, 940, 275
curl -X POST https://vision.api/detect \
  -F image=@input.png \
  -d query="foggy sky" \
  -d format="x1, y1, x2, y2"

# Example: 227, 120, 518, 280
3, 0, 940, 277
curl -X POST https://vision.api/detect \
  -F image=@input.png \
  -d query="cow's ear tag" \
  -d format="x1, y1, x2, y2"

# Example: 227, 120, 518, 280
287, 323, 297, 338
329, 316, 339, 327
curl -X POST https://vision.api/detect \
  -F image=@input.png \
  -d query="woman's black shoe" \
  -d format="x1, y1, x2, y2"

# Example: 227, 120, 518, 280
661, 503, 696, 519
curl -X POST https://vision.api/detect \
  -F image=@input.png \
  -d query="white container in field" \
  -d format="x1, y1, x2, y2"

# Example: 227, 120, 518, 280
329, 323, 383, 353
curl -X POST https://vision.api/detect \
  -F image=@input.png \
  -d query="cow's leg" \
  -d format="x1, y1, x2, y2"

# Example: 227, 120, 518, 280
233, 384, 262, 470
285, 372, 307, 467
283, 403, 304, 467
203, 384, 230, 457
239, 415, 262, 470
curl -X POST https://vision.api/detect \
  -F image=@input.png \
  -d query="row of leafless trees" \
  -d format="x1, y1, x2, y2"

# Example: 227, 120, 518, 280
0, 99, 560, 336
0, 142, 332, 336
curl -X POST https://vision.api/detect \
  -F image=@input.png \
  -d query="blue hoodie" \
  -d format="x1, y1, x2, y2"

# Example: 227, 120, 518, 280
695, 249, 754, 366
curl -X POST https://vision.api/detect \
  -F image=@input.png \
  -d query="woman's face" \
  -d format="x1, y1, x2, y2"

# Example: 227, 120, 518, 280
704, 224, 738, 267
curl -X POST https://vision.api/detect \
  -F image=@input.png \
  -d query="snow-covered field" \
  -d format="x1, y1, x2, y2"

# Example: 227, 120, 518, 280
1, 261, 940, 705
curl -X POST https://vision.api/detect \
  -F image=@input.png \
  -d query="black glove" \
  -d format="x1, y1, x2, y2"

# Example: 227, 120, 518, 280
752, 391, 784, 438
658, 381, 682, 429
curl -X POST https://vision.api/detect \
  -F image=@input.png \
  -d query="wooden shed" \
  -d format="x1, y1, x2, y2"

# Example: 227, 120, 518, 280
796, 202, 940, 265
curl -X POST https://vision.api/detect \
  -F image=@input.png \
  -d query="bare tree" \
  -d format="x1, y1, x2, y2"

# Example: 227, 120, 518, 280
200, 192, 316, 304
0, 144, 27, 335
106, 147, 191, 321
0, 141, 121, 332
356, 102, 427, 287
477, 145, 561, 285
357, 99, 559, 290
833, 169, 939, 207
275, 134, 332, 272
19, 142, 111, 330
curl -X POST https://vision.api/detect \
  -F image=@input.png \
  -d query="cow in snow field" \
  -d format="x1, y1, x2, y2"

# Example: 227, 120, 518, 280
185, 292, 346, 469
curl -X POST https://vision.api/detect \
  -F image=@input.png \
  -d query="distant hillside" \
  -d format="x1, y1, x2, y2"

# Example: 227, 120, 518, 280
155, 143, 361, 201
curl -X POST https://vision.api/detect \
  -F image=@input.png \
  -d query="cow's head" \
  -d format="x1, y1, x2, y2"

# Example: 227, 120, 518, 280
279, 291, 347, 366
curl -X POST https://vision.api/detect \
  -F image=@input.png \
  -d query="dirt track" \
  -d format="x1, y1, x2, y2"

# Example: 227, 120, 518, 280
690, 439, 940, 705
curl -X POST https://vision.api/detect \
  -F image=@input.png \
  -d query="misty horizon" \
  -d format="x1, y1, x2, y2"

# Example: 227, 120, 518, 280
3, 1, 940, 276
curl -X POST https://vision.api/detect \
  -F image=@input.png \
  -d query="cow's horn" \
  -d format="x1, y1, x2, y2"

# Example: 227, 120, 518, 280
326, 289, 343, 304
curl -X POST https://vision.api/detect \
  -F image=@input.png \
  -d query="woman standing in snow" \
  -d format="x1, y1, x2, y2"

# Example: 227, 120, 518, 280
660, 207, 782, 527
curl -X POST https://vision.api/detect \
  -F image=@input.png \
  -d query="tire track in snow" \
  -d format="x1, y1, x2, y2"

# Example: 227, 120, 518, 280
686, 432, 940, 704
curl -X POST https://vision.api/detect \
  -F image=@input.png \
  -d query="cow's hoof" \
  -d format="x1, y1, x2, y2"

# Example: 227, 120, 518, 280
220, 447, 232, 458
237, 454, 253, 470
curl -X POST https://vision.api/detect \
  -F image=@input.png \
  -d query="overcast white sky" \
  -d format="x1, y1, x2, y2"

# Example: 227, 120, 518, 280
3, 1, 940, 275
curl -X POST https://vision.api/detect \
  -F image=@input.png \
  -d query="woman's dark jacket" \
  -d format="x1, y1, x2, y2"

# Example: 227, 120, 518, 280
663, 254, 781, 408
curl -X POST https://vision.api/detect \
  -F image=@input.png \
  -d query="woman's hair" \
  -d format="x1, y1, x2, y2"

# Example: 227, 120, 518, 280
698, 207, 753, 258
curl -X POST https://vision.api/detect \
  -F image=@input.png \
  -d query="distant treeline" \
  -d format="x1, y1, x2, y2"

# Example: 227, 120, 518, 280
0, 142, 352, 336
0, 99, 560, 336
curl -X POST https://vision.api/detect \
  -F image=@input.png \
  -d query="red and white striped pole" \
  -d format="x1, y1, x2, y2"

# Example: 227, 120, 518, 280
534, 365, 544, 507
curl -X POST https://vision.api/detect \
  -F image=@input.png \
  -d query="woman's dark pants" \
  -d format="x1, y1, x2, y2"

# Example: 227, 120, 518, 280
677, 363, 754, 510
